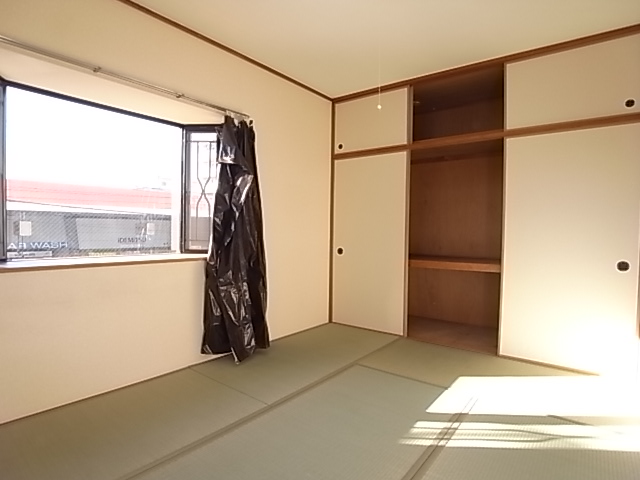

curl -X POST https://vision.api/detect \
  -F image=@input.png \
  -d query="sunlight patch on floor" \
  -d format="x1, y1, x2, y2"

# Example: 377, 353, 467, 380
402, 420, 640, 452
426, 376, 640, 417
399, 375, 640, 455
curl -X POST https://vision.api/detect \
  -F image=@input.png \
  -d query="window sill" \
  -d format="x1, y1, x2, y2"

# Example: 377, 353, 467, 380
0, 253, 208, 274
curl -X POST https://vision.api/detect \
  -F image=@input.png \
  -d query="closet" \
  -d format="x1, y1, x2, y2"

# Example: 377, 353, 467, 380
501, 32, 640, 376
332, 28, 640, 375
332, 88, 410, 336
407, 66, 504, 354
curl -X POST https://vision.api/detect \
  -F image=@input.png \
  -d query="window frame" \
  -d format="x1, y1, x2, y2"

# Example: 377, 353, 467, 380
0, 79, 6, 261
182, 124, 221, 254
0, 79, 217, 262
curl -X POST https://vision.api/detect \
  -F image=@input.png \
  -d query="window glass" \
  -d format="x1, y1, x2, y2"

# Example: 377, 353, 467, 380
4, 87, 183, 259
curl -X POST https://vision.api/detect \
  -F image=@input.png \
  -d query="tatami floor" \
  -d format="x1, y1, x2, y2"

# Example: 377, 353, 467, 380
2, 323, 640, 480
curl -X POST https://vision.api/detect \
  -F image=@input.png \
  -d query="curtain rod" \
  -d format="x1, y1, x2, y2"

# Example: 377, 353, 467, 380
0, 34, 250, 121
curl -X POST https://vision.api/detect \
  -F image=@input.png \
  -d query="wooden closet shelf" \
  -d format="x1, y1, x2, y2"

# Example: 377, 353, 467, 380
412, 129, 504, 149
409, 255, 501, 273
332, 131, 505, 162
411, 135, 504, 164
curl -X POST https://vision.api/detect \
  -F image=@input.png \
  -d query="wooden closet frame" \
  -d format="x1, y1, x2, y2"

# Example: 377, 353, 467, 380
328, 23, 640, 361
332, 23, 640, 161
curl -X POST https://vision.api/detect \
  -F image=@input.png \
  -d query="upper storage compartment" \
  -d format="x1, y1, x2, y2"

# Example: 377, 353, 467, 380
413, 66, 504, 142
334, 87, 410, 154
506, 33, 640, 129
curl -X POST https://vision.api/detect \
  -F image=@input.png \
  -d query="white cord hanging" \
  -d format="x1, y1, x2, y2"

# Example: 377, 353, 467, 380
376, 0, 383, 110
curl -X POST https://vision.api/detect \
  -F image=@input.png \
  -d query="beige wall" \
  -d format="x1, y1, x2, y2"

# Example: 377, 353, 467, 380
0, 0, 331, 423
0, 261, 207, 422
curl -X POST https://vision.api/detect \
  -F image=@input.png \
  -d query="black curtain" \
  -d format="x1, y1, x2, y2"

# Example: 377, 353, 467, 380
201, 116, 269, 362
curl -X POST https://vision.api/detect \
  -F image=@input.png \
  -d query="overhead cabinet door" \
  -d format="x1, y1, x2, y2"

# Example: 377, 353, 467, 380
334, 88, 410, 154
501, 124, 640, 377
333, 152, 409, 335
506, 33, 640, 128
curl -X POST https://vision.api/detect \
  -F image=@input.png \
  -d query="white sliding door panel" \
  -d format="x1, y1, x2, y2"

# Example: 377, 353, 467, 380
333, 153, 409, 335
506, 33, 640, 128
334, 88, 410, 153
501, 124, 640, 377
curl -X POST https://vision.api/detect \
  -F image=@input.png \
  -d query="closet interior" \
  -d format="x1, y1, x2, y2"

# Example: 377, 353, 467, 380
408, 66, 504, 354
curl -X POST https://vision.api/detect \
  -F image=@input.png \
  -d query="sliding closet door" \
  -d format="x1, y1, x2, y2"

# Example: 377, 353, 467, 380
333, 152, 409, 335
501, 123, 640, 377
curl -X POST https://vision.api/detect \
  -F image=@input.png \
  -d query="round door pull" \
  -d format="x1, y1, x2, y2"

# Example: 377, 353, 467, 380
616, 260, 630, 272
337, 247, 344, 255
624, 98, 636, 108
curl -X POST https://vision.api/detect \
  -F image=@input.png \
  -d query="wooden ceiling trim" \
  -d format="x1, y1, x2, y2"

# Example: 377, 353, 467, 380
115, 0, 332, 101
334, 23, 640, 104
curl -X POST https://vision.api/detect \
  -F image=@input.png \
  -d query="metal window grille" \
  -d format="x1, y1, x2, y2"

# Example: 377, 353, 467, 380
182, 128, 219, 252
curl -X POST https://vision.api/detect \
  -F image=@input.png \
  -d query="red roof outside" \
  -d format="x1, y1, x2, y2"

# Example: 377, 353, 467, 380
7, 179, 172, 209
6, 179, 212, 214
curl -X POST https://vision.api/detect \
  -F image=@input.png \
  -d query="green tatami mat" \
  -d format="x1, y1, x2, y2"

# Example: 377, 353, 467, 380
359, 338, 576, 388
0, 370, 263, 480
415, 414, 640, 480
192, 323, 397, 404
133, 366, 449, 480
412, 377, 640, 479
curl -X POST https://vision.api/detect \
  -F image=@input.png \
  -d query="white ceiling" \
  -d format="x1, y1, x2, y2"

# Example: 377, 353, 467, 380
135, 0, 640, 98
